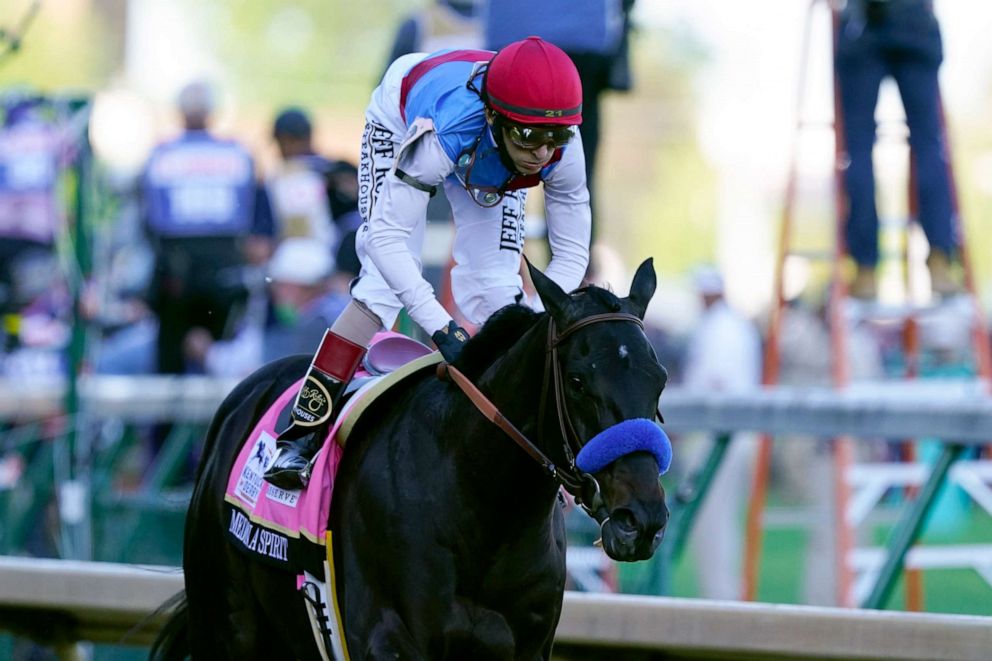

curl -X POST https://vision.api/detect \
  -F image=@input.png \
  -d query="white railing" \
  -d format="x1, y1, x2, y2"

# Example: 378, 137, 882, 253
2, 376, 991, 440
0, 556, 989, 660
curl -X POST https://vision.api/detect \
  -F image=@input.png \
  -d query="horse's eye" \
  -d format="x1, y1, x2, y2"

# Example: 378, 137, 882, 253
569, 376, 586, 394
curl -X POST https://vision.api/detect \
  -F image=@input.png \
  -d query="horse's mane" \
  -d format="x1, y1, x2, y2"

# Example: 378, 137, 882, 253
573, 284, 623, 313
455, 303, 542, 379
453, 285, 624, 379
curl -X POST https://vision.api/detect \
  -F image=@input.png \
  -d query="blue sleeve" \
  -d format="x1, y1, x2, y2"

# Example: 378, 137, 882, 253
251, 185, 275, 237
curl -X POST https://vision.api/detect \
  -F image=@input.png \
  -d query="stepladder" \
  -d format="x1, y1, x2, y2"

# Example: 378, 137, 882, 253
743, 0, 992, 609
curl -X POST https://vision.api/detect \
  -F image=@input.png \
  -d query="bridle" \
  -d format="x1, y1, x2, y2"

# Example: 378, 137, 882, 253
439, 310, 650, 523
541, 312, 646, 520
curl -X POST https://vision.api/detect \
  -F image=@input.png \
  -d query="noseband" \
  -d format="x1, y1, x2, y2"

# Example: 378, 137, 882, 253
440, 311, 648, 523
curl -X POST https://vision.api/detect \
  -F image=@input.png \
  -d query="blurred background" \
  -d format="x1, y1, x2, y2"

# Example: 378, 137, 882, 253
2, 0, 992, 658
5, 0, 992, 313
5, 0, 992, 311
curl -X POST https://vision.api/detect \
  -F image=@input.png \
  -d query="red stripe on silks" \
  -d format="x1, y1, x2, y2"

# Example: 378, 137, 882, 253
399, 49, 494, 123
504, 148, 564, 191
314, 332, 366, 382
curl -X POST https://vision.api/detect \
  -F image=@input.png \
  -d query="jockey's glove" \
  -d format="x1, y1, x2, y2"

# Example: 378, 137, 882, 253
432, 321, 470, 363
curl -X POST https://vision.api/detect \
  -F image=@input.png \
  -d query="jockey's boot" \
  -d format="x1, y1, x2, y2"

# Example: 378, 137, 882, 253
264, 330, 366, 490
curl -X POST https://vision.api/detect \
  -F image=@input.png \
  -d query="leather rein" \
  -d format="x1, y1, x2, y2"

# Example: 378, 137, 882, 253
438, 311, 646, 519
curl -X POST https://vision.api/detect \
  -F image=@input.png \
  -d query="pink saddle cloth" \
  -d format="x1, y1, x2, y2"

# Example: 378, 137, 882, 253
223, 332, 439, 572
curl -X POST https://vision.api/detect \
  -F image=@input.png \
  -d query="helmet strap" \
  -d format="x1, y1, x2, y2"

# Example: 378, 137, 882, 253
487, 112, 527, 175
466, 60, 488, 102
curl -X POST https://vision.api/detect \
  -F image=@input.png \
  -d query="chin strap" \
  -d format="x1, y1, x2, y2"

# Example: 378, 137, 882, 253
488, 114, 520, 174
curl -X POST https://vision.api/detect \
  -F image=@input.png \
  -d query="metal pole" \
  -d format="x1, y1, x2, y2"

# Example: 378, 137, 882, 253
667, 433, 732, 563
62, 97, 94, 560
861, 441, 966, 609
742, 0, 820, 601
827, 3, 857, 606
653, 432, 732, 595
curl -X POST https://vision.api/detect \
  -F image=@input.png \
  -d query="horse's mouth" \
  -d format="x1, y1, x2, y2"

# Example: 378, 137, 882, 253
599, 510, 666, 561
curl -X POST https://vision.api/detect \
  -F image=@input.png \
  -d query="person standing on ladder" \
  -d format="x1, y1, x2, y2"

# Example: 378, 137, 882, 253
836, 0, 961, 299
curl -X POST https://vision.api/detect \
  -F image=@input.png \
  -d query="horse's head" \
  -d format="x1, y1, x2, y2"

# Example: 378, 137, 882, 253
528, 258, 670, 562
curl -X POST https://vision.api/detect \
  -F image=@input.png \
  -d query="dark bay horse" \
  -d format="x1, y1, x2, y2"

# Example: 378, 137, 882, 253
151, 259, 670, 660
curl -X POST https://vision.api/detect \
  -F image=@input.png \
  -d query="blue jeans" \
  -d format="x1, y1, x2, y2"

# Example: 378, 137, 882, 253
835, 7, 957, 267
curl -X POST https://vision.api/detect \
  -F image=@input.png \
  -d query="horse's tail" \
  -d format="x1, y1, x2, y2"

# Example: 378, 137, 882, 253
147, 591, 189, 661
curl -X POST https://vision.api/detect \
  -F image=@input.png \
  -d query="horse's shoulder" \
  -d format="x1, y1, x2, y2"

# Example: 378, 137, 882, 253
348, 365, 448, 439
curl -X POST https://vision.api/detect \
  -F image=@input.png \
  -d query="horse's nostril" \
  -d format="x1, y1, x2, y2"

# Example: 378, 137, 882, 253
610, 508, 639, 534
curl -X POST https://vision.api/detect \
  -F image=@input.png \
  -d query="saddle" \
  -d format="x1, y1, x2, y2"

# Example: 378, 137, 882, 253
223, 332, 440, 575
220, 333, 441, 661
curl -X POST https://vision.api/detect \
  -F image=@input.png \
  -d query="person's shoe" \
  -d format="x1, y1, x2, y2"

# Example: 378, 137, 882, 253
926, 249, 962, 297
849, 265, 877, 300
264, 330, 365, 490
265, 430, 324, 490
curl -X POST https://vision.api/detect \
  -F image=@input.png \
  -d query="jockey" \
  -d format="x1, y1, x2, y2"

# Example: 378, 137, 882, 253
264, 36, 591, 490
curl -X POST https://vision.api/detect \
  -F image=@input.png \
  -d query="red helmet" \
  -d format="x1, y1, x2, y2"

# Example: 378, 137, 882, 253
484, 36, 582, 127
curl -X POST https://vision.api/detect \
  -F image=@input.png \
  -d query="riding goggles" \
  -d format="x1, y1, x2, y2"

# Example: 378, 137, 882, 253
504, 123, 574, 150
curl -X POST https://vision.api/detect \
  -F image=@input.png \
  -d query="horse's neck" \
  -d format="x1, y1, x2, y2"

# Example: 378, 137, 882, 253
479, 323, 549, 440
457, 324, 562, 502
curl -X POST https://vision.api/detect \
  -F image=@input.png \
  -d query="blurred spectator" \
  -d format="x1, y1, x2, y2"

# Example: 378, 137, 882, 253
0, 252, 70, 378
680, 266, 761, 600
93, 317, 158, 376
86, 187, 159, 376
263, 235, 352, 359
0, 95, 76, 377
140, 81, 273, 375
87, 231, 158, 376
484, 0, 635, 244
383, 1, 483, 230
917, 297, 973, 375
777, 290, 883, 388
184, 236, 354, 377
914, 301, 976, 537
269, 107, 362, 248
0, 97, 66, 315
385, 0, 482, 69
775, 290, 882, 606
836, 0, 961, 298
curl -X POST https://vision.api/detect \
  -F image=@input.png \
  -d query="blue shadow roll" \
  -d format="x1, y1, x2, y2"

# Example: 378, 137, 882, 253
576, 418, 672, 475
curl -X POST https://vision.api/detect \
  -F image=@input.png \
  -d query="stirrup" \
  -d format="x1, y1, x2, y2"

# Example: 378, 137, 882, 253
265, 446, 318, 490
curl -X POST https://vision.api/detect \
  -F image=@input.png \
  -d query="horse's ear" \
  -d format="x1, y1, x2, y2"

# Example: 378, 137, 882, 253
627, 258, 657, 320
526, 256, 572, 321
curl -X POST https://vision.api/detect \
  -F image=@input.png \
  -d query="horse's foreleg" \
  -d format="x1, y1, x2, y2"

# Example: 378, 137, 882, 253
445, 598, 516, 661
364, 608, 425, 661
361, 599, 517, 660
